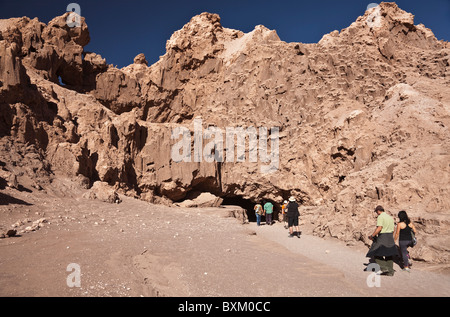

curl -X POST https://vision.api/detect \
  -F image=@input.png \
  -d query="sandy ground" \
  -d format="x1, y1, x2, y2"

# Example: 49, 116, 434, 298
1, 179, 450, 297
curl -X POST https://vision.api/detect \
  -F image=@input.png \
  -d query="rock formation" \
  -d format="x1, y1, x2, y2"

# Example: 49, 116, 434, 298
0, 3, 449, 263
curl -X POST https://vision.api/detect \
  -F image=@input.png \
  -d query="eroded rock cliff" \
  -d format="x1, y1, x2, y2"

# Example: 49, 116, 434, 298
1, 3, 449, 263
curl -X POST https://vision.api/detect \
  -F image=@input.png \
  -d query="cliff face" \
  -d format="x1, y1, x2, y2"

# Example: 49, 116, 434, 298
1, 3, 449, 263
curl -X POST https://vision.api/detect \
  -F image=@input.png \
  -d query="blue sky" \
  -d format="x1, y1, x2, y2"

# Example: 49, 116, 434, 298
1, 0, 449, 68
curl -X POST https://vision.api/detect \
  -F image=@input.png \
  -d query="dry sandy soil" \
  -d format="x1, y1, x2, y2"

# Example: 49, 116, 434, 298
1, 178, 449, 298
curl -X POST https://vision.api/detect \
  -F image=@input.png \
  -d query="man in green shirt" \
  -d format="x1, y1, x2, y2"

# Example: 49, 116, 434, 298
264, 201, 274, 226
375, 210, 395, 234
366, 205, 397, 276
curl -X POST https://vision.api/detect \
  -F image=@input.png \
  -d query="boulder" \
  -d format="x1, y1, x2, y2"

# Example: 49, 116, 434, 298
83, 181, 122, 204
6, 229, 17, 237
176, 192, 223, 208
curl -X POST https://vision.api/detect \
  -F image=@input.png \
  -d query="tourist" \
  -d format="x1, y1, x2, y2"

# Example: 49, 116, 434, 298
286, 197, 300, 238
264, 201, 274, 225
254, 203, 263, 226
366, 205, 397, 276
394, 210, 417, 272
281, 200, 288, 228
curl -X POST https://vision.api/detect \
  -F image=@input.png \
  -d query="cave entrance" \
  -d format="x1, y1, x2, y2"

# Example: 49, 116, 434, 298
221, 196, 281, 223
221, 196, 257, 222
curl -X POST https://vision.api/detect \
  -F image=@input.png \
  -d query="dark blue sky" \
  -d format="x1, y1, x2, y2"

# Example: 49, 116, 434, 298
1, 0, 449, 68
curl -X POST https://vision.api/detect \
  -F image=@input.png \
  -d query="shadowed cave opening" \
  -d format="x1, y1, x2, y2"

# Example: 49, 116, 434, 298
221, 196, 256, 222
221, 196, 280, 223
178, 176, 282, 223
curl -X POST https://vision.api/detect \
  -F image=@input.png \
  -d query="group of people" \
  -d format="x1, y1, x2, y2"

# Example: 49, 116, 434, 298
254, 199, 417, 275
253, 201, 274, 226
254, 196, 301, 238
367, 205, 417, 275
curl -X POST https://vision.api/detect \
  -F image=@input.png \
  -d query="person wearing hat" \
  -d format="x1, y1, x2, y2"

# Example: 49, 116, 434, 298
286, 196, 300, 238
366, 205, 397, 276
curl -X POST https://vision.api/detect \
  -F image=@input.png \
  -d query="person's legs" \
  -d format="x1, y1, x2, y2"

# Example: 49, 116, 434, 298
385, 256, 395, 276
399, 240, 410, 270
294, 217, 300, 238
266, 213, 272, 225
256, 214, 261, 226
407, 251, 412, 267
374, 256, 387, 273
288, 217, 294, 237
399, 241, 410, 271
375, 256, 394, 276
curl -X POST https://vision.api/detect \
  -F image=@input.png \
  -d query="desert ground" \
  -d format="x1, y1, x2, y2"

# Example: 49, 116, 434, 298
1, 178, 449, 298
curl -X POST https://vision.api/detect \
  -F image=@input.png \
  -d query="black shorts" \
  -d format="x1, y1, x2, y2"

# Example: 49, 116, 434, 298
288, 216, 298, 227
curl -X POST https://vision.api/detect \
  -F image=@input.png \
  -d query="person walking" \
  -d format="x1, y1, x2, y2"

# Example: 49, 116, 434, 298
264, 201, 274, 225
286, 196, 300, 238
394, 210, 417, 272
366, 205, 397, 276
254, 203, 263, 226
281, 200, 288, 229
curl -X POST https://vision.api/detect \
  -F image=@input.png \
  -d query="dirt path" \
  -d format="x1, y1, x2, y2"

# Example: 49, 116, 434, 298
253, 222, 450, 296
1, 183, 449, 297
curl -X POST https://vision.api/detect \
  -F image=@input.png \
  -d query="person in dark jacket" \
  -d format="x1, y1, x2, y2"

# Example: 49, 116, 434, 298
366, 205, 397, 276
286, 196, 300, 238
